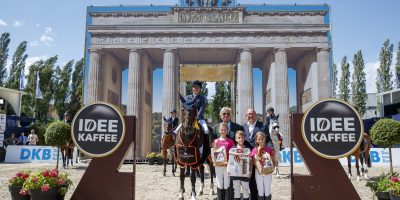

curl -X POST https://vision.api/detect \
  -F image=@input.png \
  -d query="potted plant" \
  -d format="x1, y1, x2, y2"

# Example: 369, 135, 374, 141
146, 152, 156, 165
56, 172, 73, 200
366, 173, 396, 200
389, 176, 400, 200
8, 171, 30, 200
22, 169, 59, 200
44, 121, 71, 169
156, 152, 164, 165
370, 119, 400, 175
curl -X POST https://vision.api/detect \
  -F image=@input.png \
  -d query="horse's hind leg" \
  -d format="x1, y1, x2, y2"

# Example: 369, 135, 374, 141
198, 164, 204, 195
179, 167, 185, 200
207, 159, 215, 195
347, 156, 352, 179
360, 154, 365, 176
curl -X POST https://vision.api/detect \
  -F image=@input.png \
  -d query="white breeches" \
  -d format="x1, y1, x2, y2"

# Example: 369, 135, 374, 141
198, 119, 209, 134
215, 166, 230, 189
232, 180, 250, 198
255, 172, 272, 196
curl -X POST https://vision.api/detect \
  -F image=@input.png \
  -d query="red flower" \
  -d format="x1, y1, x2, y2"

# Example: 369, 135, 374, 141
391, 177, 400, 182
16, 172, 22, 177
57, 178, 65, 185
41, 184, 50, 192
32, 177, 38, 183
50, 169, 58, 178
19, 189, 28, 196
42, 170, 50, 177
21, 174, 29, 180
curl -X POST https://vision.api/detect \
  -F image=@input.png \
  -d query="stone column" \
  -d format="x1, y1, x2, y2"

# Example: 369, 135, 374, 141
126, 49, 141, 116
316, 47, 331, 98
236, 48, 253, 124
274, 48, 290, 147
162, 49, 177, 120
87, 49, 102, 103
126, 49, 142, 159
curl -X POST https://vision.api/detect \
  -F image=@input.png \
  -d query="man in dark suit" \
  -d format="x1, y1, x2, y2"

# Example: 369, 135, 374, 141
242, 109, 265, 149
242, 108, 266, 200
212, 107, 243, 141
63, 112, 72, 125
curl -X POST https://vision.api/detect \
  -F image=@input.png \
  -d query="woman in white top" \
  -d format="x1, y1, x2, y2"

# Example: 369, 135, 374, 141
27, 129, 39, 145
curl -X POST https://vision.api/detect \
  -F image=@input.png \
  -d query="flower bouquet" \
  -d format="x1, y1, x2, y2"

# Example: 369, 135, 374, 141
389, 176, 400, 200
8, 171, 30, 200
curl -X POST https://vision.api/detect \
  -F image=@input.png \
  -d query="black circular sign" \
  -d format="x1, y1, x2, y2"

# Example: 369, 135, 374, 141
301, 99, 364, 159
71, 102, 125, 157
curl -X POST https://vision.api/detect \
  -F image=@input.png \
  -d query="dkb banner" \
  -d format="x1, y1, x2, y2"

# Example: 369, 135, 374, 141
5, 145, 77, 163
278, 148, 400, 167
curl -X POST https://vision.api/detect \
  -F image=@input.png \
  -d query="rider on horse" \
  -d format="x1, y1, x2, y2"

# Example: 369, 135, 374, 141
175, 80, 210, 135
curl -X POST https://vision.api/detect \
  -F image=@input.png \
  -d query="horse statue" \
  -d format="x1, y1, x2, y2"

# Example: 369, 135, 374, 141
268, 115, 284, 178
61, 140, 74, 168
347, 133, 372, 181
176, 104, 210, 200
162, 117, 178, 176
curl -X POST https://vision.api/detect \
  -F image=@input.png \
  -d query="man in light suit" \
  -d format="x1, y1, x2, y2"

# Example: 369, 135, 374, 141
212, 107, 243, 141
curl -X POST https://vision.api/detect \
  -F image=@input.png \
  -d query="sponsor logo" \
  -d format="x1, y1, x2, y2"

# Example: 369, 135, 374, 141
72, 102, 125, 157
302, 99, 363, 159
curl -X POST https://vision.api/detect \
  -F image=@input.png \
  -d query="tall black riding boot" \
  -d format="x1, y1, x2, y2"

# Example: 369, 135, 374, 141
217, 188, 224, 200
265, 194, 272, 200
257, 195, 263, 200
224, 187, 230, 200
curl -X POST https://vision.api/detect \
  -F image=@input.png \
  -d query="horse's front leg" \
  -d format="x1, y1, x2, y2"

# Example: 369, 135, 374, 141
355, 157, 361, 182
171, 152, 176, 177
179, 167, 185, 200
163, 150, 167, 176
190, 167, 197, 200
198, 164, 204, 195
275, 153, 280, 178
347, 156, 352, 179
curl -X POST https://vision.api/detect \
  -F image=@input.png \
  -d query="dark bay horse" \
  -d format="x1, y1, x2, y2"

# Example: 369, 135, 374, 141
162, 117, 177, 176
347, 133, 372, 181
176, 105, 210, 200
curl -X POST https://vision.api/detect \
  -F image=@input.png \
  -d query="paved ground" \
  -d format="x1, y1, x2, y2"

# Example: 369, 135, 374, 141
0, 162, 398, 199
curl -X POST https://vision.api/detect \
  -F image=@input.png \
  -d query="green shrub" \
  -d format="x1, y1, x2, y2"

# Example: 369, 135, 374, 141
44, 121, 71, 147
366, 172, 399, 193
370, 118, 400, 148
146, 152, 157, 159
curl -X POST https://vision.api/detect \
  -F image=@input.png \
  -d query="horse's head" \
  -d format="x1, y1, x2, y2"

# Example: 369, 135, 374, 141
181, 104, 197, 136
163, 116, 173, 135
269, 114, 280, 133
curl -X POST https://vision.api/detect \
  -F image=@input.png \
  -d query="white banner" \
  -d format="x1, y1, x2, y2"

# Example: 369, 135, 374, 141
0, 114, 6, 148
5, 145, 77, 163
277, 148, 400, 167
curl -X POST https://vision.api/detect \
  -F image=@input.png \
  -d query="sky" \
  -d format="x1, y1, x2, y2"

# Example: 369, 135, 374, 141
1, 0, 400, 114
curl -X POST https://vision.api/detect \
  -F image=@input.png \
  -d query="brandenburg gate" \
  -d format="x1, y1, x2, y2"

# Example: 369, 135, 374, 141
84, 2, 332, 159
